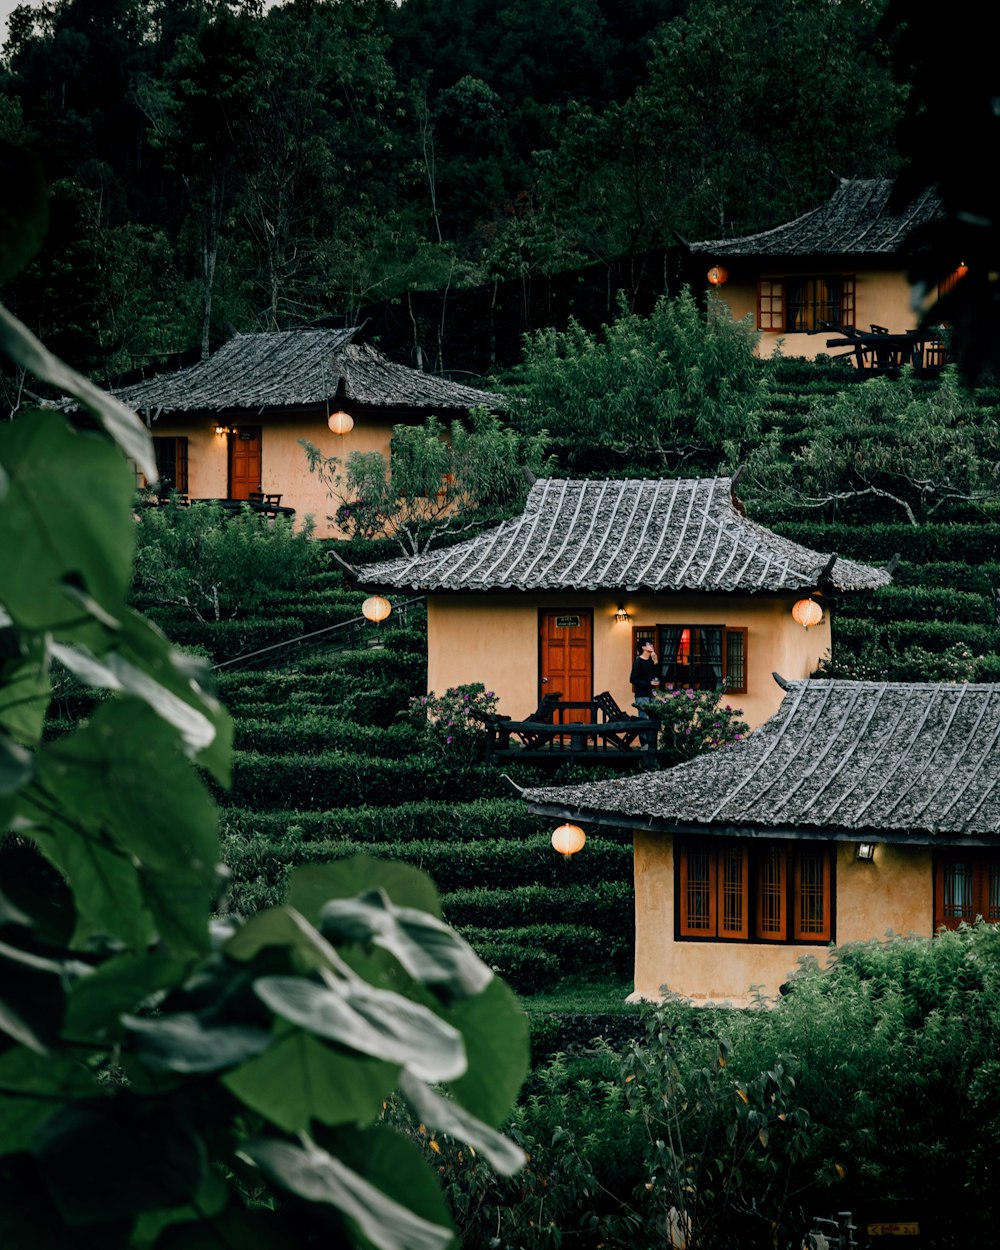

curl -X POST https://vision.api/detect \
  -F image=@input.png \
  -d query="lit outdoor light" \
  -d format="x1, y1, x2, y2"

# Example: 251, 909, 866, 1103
856, 843, 876, 862
328, 410, 354, 435
791, 598, 823, 628
614, 603, 630, 622
707, 265, 728, 286
361, 595, 392, 624
551, 823, 586, 858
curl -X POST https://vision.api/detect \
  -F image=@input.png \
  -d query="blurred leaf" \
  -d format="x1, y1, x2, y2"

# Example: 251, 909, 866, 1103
0, 307, 156, 480
224, 1024, 397, 1132
64, 950, 190, 1038
287, 856, 443, 923
0, 734, 32, 794
398, 1072, 525, 1176
0, 411, 135, 630
320, 889, 492, 999
0, 1049, 94, 1155
446, 977, 529, 1126
253, 975, 467, 1083
33, 1097, 206, 1225
242, 1135, 454, 1250
0, 632, 49, 747
122, 1011, 273, 1073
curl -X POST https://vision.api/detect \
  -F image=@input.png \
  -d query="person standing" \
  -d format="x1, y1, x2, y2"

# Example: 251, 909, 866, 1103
630, 639, 660, 705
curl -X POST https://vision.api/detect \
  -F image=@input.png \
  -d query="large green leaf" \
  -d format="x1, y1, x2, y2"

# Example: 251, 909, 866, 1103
320, 1125, 457, 1249
122, 1011, 273, 1073
242, 1135, 454, 1250
0, 630, 49, 747
151, 1205, 299, 1250
446, 978, 529, 1127
0, 142, 47, 283
0, 306, 157, 480
32, 1096, 207, 1225
0, 411, 136, 630
253, 976, 467, 1083
64, 949, 190, 1039
287, 857, 442, 924
398, 1072, 525, 1176
0, 733, 32, 795
223, 1024, 397, 1132
35, 698, 218, 882
320, 889, 492, 999
0, 1048, 96, 1155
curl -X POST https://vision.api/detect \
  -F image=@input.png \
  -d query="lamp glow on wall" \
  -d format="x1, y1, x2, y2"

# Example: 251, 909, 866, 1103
707, 265, 729, 286
551, 823, 586, 858
362, 595, 392, 624
791, 597, 823, 628
214, 422, 231, 436
328, 410, 354, 435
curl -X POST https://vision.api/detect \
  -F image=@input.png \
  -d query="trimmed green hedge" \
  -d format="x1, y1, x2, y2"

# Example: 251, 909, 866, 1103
233, 716, 420, 758
771, 522, 1000, 564
836, 584, 990, 624
226, 751, 507, 809
221, 799, 543, 843
442, 881, 634, 939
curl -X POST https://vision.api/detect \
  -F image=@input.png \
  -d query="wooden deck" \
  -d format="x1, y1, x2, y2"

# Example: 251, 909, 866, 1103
473, 693, 658, 767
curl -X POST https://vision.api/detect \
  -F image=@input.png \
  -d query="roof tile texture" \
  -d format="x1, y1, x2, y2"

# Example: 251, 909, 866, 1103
525, 680, 1000, 839
690, 179, 942, 258
362, 478, 890, 593
113, 328, 501, 413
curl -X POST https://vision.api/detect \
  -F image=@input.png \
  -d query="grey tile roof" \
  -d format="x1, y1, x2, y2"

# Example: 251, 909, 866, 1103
112, 328, 502, 414
524, 679, 1000, 843
689, 179, 942, 258
360, 477, 891, 593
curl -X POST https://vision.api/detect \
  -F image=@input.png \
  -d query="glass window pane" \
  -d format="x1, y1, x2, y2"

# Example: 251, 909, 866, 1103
757, 846, 784, 935
685, 848, 712, 931
797, 850, 826, 935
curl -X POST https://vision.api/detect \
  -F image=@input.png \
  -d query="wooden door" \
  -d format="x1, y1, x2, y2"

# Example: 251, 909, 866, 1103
539, 609, 592, 723
229, 427, 262, 500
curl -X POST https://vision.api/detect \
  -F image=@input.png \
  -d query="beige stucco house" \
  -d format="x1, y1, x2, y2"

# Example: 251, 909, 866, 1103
688, 178, 951, 364
523, 678, 1000, 1006
113, 327, 502, 538
360, 476, 891, 729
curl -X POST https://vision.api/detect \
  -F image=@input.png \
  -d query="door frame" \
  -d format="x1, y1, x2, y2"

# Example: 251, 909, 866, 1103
537, 607, 594, 705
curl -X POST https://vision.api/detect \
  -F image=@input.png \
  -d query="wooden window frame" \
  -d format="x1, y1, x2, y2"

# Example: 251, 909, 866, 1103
934, 853, 1000, 931
632, 624, 748, 696
757, 275, 856, 332
151, 435, 189, 494
677, 839, 832, 944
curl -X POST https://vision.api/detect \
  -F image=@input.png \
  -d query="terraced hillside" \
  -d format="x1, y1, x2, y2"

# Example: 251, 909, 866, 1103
125, 562, 635, 998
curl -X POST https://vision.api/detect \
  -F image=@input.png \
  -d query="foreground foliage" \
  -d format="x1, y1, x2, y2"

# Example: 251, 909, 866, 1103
0, 289, 527, 1246
403, 925, 1000, 1250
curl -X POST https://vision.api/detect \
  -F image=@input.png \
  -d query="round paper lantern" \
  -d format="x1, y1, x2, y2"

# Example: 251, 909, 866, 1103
791, 598, 823, 628
551, 823, 586, 857
328, 410, 354, 435
362, 595, 392, 624
707, 265, 729, 286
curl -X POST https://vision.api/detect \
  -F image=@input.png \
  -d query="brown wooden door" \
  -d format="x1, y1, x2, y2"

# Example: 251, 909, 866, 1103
540, 609, 592, 722
228, 427, 262, 500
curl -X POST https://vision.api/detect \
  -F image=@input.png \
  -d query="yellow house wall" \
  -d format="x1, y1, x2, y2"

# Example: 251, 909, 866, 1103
632, 833, 934, 1006
150, 411, 397, 538
426, 591, 830, 727
715, 268, 915, 361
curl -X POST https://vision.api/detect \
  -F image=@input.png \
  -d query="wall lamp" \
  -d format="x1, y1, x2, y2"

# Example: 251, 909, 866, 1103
614, 603, 630, 623
214, 422, 232, 436
856, 842, 876, 862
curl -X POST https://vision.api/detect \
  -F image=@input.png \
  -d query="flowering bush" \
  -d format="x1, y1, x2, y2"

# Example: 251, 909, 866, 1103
404, 682, 500, 766
644, 684, 750, 765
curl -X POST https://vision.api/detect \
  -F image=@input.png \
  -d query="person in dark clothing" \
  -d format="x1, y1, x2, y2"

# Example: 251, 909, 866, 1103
629, 639, 660, 703
629, 639, 660, 766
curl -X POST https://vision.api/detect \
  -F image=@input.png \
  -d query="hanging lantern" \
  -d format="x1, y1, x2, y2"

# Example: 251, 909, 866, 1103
791, 598, 823, 628
707, 265, 729, 286
328, 410, 354, 435
614, 603, 630, 623
362, 595, 392, 624
551, 823, 586, 857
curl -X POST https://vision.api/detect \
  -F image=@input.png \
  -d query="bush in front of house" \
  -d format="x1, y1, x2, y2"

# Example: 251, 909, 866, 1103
401, 682, 500, 770
643, 683, 750, 765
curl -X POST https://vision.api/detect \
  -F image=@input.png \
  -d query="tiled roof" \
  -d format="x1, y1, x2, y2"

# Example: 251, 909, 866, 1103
111, 328, 502, 414
524, 679, 1000, 842
360, 478, 891, 593
689, 179, 942, 258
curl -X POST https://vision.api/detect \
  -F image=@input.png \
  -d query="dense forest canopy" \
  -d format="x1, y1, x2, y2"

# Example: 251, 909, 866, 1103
0, 0, 901, 388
